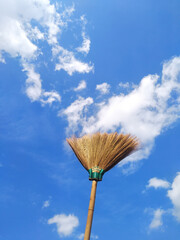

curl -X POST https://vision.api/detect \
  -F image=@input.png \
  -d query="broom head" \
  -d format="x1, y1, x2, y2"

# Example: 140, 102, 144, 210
67, 132, 139, 181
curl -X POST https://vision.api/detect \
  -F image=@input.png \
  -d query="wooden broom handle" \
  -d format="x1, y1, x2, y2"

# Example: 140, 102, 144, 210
84, 180, 97, 240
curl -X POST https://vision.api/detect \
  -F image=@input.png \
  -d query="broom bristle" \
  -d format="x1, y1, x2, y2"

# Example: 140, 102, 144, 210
67, 132, 139, 173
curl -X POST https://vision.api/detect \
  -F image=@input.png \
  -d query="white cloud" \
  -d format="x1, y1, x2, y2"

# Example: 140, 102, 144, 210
42, 200, 50, 208
96, 82, 110, 94
167, 172, 180, 221
80, 15, 87, 26
55, 46, 93, 75
61, 96, 93, 134
74, 80, 87, 91
0, 16, 37, 59
145, 172, 180, 227
149, 209, 165, 229
48, 214, 79, 237
0, 0, 63, 59
27, 26, 44, 41
23, 63, 42, 101
76, 32, 91, 54
60, 57, 180, 172
75, 57, 180, 167
119, 82, 130, 88
0, 1, 91, 104
23, 63, 61, 104
76, 15, 90, 54
0, 0, 71, 104
41, 91, 61, 105
147, 177, 170, 189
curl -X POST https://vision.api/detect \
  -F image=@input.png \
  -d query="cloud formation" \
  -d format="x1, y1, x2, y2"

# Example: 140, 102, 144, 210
96, 82, 110, 94
0, 0, 70, 104
149, 209, 165, 230
74, 80, 87, 91
119, 82, 131, 88
48, 214, 79, 237
76, 32, 91, 54
42, 200, 50, 208
167, 172, 180, 221
55, 46, 93, 75
23, 62, 61, 104
0, 0, 62, 60
63, 57, 180, 167
147, 177, 170, 189
0, 0, 92, 104
146, 172, 180, 227
2, 1, 180, 172
61, 96, 93, 134
76, 15, 90, 55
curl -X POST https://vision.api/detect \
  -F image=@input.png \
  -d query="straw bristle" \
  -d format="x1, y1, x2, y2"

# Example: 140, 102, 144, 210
67, 132, 139, 173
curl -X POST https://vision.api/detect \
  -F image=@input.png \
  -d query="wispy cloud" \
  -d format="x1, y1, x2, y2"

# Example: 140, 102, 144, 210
41, 91, 61, 105
54, 46, 93, 75
147, 177, 170, 189
77, 233, 84, 239
96, 82, 110, 94
42, 200, 50, 209
76, 15, 90, 55
60, 96, 93, 135
149, 208, 165, 230
74, 80, 87, 91
119, 82, 131, 88
48, 214, 79, 237
22, 62, 42, 101
23, 62, 61, 105
76, 32, 91, 55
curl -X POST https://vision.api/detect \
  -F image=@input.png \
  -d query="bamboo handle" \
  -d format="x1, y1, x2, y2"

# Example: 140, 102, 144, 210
84, 180, 97, 240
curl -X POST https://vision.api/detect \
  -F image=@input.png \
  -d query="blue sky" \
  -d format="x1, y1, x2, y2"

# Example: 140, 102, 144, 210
1, 0, 180, 239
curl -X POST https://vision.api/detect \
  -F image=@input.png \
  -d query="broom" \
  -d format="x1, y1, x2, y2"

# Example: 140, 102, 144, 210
67, 132, 139, 240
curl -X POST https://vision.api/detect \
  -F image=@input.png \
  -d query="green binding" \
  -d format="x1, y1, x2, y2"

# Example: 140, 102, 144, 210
88, 167, 105, 181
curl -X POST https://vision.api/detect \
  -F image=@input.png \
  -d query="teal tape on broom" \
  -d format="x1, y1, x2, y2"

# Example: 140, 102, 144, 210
88, 167, 105, 181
